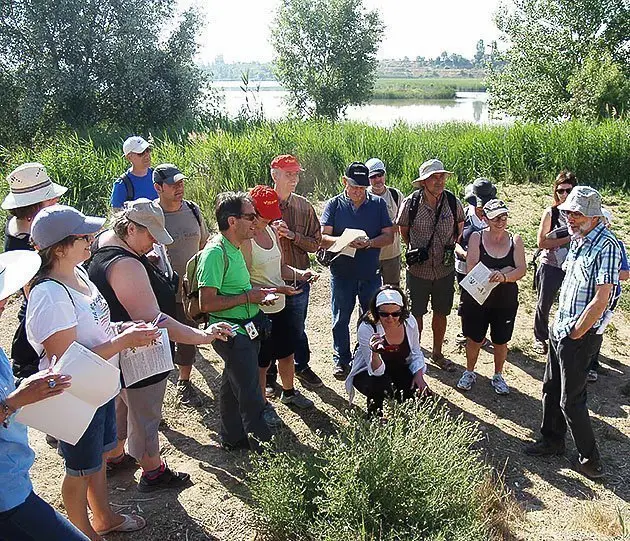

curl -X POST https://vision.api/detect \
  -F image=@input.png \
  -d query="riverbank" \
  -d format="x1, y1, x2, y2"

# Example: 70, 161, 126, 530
372, 77, 487, 100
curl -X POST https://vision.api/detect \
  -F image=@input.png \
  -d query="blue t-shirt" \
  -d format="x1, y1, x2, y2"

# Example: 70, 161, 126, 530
321, 192, 392, 279
0, 348, 34, 512
110, 168, 157, 208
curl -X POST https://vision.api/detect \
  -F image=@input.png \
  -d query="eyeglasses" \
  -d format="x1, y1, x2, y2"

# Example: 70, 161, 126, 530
556, 188, 572, 195
377, 310, 402, 318
489, 214, 508, 222
237, 212, 257, 222
73, 234, 93, 243
561, 210, 584, 218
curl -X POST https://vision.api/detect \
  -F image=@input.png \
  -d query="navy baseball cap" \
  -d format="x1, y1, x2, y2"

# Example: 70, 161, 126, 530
31, 204, 105, 249
153, 163, 186, 185
344, 162, 370, 187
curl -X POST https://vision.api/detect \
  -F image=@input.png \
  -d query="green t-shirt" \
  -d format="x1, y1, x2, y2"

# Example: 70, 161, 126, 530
197, 234, 260, 331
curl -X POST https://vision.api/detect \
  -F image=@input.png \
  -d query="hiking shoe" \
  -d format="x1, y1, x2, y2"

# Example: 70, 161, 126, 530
137, 464, 191, 492
587, 370, 598, 383
524, 439, 566, 457
332, 364, 350, 380
455, 333, 467, 346
533, 340, 548, 355
573, 458, 604, 480
220, 437, 251, 452
265, 380, 280, 398
281, 389, 314, 409
295, 367, 324, 389
491, 373, 510, 395
106, 453, 138, 476
263, 402, 282, 428
457, 370, 477, 391
176, 380, 202, 406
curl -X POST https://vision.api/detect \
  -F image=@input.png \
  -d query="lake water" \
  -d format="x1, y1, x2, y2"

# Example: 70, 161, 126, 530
211, 80, 509, 126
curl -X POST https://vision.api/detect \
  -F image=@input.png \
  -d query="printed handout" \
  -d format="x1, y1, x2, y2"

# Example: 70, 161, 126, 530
460, 262, 500, 305
119, 328, 173, 387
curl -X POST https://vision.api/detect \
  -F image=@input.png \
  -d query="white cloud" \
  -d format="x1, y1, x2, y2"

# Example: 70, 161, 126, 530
187, 0, 502, 64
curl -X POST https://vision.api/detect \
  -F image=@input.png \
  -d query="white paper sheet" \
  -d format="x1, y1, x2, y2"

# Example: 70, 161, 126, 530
460, 262, 500, 305
119, 328, 173, 387
328, 228, 367, 254
16, 342, 121, 445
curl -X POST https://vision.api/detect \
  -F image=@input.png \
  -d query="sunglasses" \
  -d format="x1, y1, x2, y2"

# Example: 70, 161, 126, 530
370, 173, 385, 180
489, 214, 508, 222
378, 310, 402, 318
556, 188, 572, 195
237, 212, 257, 222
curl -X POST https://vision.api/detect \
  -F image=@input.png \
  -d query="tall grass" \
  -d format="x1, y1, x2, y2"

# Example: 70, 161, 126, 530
1, 119, 629, 220
247, 399, 516, 541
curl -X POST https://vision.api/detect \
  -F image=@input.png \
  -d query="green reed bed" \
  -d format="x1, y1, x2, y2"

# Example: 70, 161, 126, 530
1, 119, 629, 219
373, 78, 487, 100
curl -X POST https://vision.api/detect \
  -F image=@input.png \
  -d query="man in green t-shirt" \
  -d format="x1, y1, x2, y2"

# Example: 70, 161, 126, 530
197, 191, 277, 451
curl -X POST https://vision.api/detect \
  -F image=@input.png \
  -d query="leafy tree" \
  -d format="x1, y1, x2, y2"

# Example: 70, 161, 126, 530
487, 0, 630, 121
0, 0, 209, 141
270, 0, 383, 119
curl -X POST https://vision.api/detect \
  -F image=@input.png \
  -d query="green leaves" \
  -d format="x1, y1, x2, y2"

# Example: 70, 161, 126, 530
270, 0, 383, 120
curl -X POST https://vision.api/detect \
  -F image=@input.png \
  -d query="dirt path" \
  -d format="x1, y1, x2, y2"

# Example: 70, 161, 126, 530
3, 184, 629, 540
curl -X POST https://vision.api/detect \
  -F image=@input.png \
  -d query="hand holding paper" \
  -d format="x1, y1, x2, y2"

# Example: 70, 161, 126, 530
460, 262, 500, 305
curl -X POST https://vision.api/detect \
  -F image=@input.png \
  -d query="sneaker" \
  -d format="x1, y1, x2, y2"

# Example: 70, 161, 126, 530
45, 434, 58, 448
573, 458, 604, 480
176, 380, 202, 407
457, 370, 477, 391
220, 437, 251, 452
137, 463, 191, 492
332, 364, 349, 380
281, 389, 314, 409
455, 333, 467, 346
491, 373, 510, 395
481, 338, 494, 351
533, 340, 548, 355
295, 367, 324, 389
263, 402, 282, 428
587, 370, 598, 383
524, 438, 566, 457
106, 453, 138, 476
265, 380, 279, 398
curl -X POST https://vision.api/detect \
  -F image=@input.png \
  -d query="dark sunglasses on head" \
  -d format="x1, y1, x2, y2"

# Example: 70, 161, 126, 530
556, 188, 572, 195
378, 310, 402, 318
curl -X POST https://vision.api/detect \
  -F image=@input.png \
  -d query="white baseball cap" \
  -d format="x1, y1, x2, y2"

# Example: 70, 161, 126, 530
122, 136, 151, 156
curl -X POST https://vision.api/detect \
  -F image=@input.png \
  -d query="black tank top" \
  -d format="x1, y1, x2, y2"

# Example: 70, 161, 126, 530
380, 328, 411, 366
479, 232, 515, 270
87, 245, 177, 388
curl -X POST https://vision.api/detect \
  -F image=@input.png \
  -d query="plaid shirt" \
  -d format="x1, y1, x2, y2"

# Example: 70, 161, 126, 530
396, 189, 464, 280
553, 223, 621, 340
278, 192, 321, 271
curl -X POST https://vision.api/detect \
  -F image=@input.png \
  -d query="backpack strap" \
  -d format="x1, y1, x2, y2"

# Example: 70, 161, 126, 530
121, 172, 134, 202
185, 200, 202, 228
407, 189, 422, 225
31, 277, 76, 307
388, 187, 400, 207
444, 189, 460, 241
550, 206, 560, 230
218, 239, 229, 280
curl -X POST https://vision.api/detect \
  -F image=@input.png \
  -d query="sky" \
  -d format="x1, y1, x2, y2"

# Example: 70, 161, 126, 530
185, 0, 504, 65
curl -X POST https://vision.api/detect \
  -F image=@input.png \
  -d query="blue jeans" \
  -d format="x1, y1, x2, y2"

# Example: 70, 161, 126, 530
0, 491, 89, 541
331, 274, 382, 367
286, 282, 311, 372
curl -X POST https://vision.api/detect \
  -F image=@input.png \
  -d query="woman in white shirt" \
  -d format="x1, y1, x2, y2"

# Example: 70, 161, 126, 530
345, 286, 430, 416
26, 205, 161, 540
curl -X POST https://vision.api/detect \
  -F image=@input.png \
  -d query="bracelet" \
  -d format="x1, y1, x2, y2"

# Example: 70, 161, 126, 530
501, 272, 508, 282
1, 400, 16, 429
367, 239, 372, 248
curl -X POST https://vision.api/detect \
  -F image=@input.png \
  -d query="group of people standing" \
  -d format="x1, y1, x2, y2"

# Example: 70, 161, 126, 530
0, 136, 625, 540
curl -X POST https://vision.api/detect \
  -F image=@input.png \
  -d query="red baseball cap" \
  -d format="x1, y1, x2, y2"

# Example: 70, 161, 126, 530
249, 185, 282, 221
270, 154, 304, 172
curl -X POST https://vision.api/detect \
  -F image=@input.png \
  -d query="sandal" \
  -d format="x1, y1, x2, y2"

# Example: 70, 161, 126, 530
432, 354, 457, 372
96, 514, 146, 535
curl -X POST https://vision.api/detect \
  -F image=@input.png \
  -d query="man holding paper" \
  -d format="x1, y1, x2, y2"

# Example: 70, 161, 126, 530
320, 162, 394, 379
526, 187, 621, 480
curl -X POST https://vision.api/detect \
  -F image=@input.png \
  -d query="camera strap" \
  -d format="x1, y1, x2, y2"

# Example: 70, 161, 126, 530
423, 192, 447, 251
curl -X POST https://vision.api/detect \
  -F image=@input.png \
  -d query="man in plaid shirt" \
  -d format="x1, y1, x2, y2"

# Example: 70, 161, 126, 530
526, 186, 620, 480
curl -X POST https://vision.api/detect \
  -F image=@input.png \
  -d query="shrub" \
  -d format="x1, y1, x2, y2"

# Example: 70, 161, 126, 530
247, 400, 513, 541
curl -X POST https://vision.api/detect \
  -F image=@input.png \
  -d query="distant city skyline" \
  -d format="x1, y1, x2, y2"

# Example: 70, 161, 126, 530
182, 0, 504, 64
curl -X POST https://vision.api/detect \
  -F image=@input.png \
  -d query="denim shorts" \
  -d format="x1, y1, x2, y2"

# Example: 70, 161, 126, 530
58, 398, 117, 477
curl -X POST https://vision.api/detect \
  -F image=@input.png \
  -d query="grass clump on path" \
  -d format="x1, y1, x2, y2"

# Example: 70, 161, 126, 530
248, 399, 513, 541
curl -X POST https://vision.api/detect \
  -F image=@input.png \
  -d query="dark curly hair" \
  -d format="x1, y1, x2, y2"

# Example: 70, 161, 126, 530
363, 284, 410, 325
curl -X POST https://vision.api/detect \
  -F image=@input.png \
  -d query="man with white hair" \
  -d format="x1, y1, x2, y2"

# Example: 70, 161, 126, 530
526, 186, 620, 480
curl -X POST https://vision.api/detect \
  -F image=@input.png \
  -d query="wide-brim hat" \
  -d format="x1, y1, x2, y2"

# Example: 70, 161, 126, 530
558, 186, 603, 218
0, 250, 42, 300
2, 163, 68, 210
412, 159, 452, 188
465, 177, 497, 207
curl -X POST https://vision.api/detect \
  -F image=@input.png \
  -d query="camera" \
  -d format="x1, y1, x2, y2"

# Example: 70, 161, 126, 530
406, 246, 429, 266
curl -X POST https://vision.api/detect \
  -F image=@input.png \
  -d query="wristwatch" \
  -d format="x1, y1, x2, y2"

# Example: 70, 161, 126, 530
1, 400, 16, 428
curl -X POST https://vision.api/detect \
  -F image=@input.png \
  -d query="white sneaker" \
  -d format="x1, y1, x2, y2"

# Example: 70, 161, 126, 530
457, 370, 477, 391
492, 373, 510, 395
587, 370, 598, 383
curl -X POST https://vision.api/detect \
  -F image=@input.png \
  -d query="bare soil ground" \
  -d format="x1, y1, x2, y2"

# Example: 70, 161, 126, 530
3, 184, 629, 540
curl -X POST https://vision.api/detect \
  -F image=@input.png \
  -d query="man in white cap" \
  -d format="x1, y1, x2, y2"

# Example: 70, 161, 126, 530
526, 186, 620, 480
153, 164, 209, 405
366, 158, 404, 287
396, 159, 464, 371
111, 136, 157, 211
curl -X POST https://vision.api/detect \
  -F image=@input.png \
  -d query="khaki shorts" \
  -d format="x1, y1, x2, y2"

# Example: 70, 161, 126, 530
174, 302, 198, 366
116, 378, 167, 460
379, 255, 401, 287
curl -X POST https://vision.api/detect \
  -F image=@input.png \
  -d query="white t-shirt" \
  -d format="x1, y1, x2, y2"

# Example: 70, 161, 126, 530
26, 268, 118, 370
